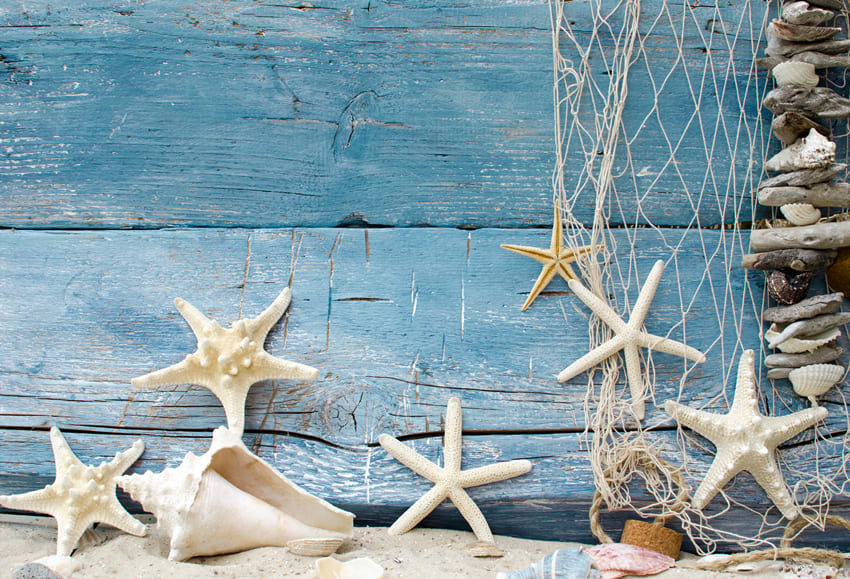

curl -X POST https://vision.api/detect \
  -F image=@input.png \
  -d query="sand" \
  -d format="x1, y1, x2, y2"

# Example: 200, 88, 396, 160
0, 514, 838, 579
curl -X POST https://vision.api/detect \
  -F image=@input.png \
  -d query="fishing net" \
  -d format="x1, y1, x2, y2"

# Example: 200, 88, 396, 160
550, 0, 850, 553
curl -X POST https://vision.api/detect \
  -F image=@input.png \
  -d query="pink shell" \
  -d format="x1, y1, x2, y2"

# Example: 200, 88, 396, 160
584, 543, 675, 579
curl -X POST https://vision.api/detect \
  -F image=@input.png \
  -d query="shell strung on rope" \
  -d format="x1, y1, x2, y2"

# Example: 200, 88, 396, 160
780, 203, 821, 226
117, 427, 354, 561
782, 2, 835, 26
772, 61, 819, 87
496, 547, 599, 579
789, 363, 844, 400
315, 556, 384, 579
765, 324, 841, 353
765, 129, 835, 172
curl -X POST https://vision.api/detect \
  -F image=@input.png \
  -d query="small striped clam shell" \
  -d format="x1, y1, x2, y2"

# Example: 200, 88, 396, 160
772, 61, 819, 87
780, 203, 821, 226
765, 325, 841, 353
789, 364, 844, 400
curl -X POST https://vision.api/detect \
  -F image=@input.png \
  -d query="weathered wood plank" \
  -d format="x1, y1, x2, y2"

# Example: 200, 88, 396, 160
0, 0, 772, 229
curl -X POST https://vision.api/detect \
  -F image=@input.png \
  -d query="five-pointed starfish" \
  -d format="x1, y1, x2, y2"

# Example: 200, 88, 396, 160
132, 286, 319, 436
501, 205, 600, 311
664, 350, 828, 519
0, 427, 146, 556
379, 397, 532, 549
558, 259, 706, 420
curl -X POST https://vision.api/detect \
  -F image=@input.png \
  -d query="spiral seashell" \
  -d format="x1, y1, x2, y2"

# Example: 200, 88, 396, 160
780, 203, 821, 226
497, 547, 598, 579
789, 363, 844, 401
765, 324, 841, 353
772, 61, 819, 87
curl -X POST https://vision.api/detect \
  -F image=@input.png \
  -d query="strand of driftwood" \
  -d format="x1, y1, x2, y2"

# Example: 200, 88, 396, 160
763, 292, 845, 323
767, 368, 794, 379
758, 53, 850, 71
750, 221, 850, 252
742, 248, 837, 272
768, 312, 850, 347
771, 20, 841, 43
782, 2, 834, 26
771, 112, 831, 145
806, 0, 843, 11
759, 163, 846, 189
766, 34, 850, 58
758, 183, 850, 207
764, 86, 850, 119
765, 346, 845, 369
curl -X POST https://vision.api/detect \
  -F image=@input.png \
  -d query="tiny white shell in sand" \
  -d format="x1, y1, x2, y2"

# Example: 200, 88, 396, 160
765, 129, 835, 172
316, 556, 384, 579
789, 364, 844, 401
772, 61, 819, 87
118, 427, 354, 561
780, 203, 821, 226
765, 324, 841, 354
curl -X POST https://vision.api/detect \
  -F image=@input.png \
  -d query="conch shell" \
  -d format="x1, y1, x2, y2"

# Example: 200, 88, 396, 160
789, 363, 844, 402
772, 61, 819, 87
780, 203, 821, 226
118, 427, 354, 561
765, 129, 835, 172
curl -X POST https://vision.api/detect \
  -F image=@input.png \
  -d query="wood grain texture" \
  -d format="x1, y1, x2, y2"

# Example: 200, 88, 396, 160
1, 227, 846, 544
0, 0, 770, 229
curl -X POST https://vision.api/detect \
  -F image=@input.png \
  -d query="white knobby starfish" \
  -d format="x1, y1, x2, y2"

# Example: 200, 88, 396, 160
0, 427, 146, 556
664, 350, 828, 519
379, 397, 532, 550
558, 259, 706, 420
500, 205, 601, 311
133, 286, 319, 436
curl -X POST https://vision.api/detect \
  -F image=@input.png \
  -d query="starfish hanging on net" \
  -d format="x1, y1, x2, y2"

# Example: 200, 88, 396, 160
500, 205, 601, 311
379, 397, 532, 555
664, 350, 827, 519
558, 259, 706, 420
132, 286, 318, 436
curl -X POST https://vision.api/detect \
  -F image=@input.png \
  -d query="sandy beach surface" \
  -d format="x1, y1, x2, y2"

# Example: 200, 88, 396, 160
2, 514, 843, 579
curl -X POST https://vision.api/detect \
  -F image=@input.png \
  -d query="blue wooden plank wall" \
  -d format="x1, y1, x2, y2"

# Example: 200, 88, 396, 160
2, 0, 849, 550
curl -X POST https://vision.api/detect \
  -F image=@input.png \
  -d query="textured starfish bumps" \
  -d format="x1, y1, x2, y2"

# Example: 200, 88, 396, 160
379, 397, 532, 552
664, 350, 828, 519
133, 286, 319, 436
0, 427, 146, 556
501, 205, 600, 311
559, 260, 706, 420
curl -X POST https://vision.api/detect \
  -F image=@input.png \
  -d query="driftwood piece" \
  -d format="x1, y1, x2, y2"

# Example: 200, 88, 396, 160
759, 163, 846, 189
770, 19, 841, 42
763, 292, 844, 323
767, 368, 794, 379
750, 221, 850, 252
767, 312, 850, 347
758, 183, 850, 207
805, 0, 843, 10
741, 248, 836, 272
782, 2, 835, 26
767, 269, 814, 304
759, 52, 850, 71
764, 345, 845, 368
764, 86, 850, 119
767, 33, 850, 58
771, 112, 831, 145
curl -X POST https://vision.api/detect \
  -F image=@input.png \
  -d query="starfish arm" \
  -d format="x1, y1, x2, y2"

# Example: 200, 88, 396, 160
663, 401, 724, 444
550, 204, 563, 253
55, 516, 90, 557
521, 264, 559, 311
131, 358, 199, 390
98, 504, 147, 537
0, 487, 59, 516
49, 427, 80, 472
763, 407, 829, 448
212, 382, 251, 436
729, 350, 760, 415
690, 449, 743, 511
443, 398, 463, 473
387, 484, 448, 536
557, 336, 625, 382
629, 260, 665, 324
458, 460, 533, 488
500, 244, 555, 265
749, 454, 799, 519
379, 434, 445, 482
567, 278, 628, 332
251, 352, 319, 382
247, 286, 292, 339
173, 297, 212, 339
641, 333, 706, 363
623, 344, 646, 421
102, 440, 145, 479
447, 487, 494, 544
